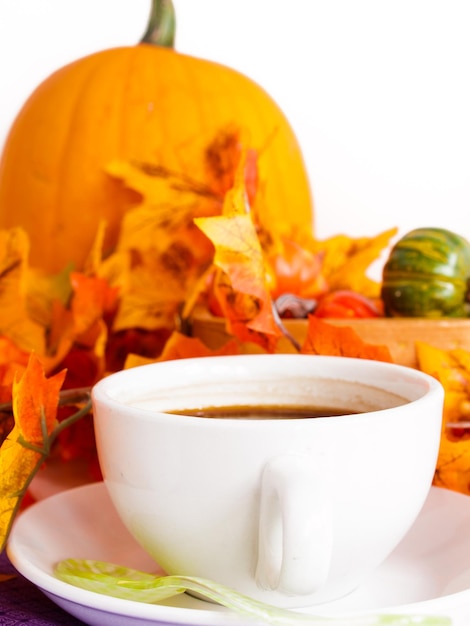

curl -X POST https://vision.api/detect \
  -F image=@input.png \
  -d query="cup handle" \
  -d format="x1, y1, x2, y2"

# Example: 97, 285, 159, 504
256, 453, 333, 596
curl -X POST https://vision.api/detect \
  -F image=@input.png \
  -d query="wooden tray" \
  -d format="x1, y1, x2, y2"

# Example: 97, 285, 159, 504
190, 307, 470, 368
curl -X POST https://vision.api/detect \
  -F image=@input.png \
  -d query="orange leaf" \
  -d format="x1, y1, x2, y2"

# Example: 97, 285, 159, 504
12, 353, 66, 442
0, 336, 30, 388
301, 317, 393, 362
0, 354, 66, 550
124, 331, 240, 368
67, 272, 116, 371
39, 272, 119, 383
70, 272, 118, 338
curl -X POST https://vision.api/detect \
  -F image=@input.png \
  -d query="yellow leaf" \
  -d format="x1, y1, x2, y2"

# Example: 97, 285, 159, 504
105, 158, 217, 333
25, 264, 73, 329
106, 158, 221, 251
83, 219, 108, 275
195, 180, 282, 352
112, 249, 191, 332
433, 438, 470, 494
416, 341, 470, 494
0, 229, 46, 354
311, 227, 398, 298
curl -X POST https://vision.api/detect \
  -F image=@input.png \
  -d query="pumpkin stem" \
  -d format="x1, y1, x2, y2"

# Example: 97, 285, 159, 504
140, 0, 176, 47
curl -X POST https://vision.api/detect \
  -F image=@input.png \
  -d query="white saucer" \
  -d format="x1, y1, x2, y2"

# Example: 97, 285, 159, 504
7, 482, 470, 626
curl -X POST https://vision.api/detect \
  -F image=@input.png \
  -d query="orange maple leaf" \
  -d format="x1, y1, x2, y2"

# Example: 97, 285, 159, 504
301, 317, 393, 362
0, 354, 66, 550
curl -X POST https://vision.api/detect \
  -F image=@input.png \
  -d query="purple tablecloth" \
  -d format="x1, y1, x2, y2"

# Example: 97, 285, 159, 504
0, 550, 84, 625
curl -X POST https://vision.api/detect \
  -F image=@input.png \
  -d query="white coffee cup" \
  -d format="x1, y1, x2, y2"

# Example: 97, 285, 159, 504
91, 354, 444, 608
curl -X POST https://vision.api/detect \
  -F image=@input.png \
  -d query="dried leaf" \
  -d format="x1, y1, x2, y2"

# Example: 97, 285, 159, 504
83, 220, 108, 276
301, 317, 393, 362
104, 128, 261, 336
25, 265, 73, 329
125, 331, 240, 368
195, 172, 282, 352
204, 126, 257, 205
0, 337, 30, 388
111, 249, 192, 332
106, 328, 171, 373
40, 272, 118, 385
0, 354, 66, 551
416, 342, 470, 494
70, 272, 118, 341
105, 154, 218, 333
0, 229, 46, 354
311, 228, 398, 298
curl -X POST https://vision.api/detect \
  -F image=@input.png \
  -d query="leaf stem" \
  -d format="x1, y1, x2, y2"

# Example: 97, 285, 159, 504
271, 302, 302, 352
49, 395, 92, 444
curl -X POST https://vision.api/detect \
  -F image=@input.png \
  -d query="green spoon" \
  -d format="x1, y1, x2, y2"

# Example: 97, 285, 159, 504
54, 558, 451, 626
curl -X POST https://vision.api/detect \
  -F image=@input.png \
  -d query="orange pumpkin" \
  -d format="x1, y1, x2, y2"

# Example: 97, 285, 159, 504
0, 1, 314, 273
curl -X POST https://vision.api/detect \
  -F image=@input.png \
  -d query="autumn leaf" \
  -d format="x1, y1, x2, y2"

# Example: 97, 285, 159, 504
25, 264, 73, 330
107, 160, 218, 252
416, 341, 470, 494
195, 186, 283, 352
111, 248, 196, 332
82, 219, 109, 276
180, 265, 217, 322
104, 147, 224, 332
0, 354, 66, 551
310, 228, 398, 298
124, 331, 240, 368
70, 272, 118, 341
0, 228, 46, 355
301, 317, 393, 362
0, 337, 30, 389
103, 127, 263, 337
204, 125, 258, 206
106, 129, 256, 256
41, 271, 119, 385
105, 328, 172, 373
433, 436, 470, 494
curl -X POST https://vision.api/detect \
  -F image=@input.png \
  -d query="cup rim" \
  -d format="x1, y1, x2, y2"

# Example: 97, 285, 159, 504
92, 353, 444, 420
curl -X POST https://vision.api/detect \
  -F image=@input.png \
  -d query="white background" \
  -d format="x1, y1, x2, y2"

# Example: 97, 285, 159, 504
1, 0, 470, 256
